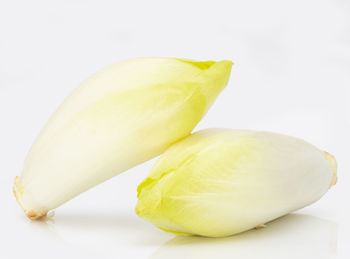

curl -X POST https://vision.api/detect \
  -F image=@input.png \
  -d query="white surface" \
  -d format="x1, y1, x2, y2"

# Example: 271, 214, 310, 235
0, 0, 349, 258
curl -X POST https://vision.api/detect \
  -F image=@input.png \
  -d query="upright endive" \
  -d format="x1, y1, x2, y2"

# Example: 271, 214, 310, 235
14, 58, 233, 219
136, 129, 337, 237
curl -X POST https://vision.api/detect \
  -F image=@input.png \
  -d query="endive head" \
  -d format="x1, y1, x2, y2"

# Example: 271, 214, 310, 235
136, 129, 336, 237
14, 58, 233, 220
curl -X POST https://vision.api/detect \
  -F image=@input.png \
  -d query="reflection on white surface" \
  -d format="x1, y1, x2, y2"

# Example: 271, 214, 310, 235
23, 212, 338, 259
25, 218, 102, 259
26, 211, 172, 258
150, 214, 338, 259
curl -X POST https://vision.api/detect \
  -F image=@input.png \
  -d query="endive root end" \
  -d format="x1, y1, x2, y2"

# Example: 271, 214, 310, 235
13, 176, 47, 220
324, 151, 337, 188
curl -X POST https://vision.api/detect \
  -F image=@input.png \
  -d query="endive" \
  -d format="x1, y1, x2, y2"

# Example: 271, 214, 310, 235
14, 58, 233, 219
136, 129, 337, 237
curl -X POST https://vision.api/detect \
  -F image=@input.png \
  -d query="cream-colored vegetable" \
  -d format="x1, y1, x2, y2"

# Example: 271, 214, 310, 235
14, 58, 233, 219
136, 129, 337, 237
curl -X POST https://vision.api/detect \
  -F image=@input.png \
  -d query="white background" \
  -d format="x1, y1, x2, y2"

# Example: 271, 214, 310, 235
1, 0, 349, 258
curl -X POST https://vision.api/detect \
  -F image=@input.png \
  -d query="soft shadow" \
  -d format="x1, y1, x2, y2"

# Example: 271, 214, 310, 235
51, 211, 170, 245
26, 211, 172, 258
26, 218, 102, 259
150, 214, 338, 259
